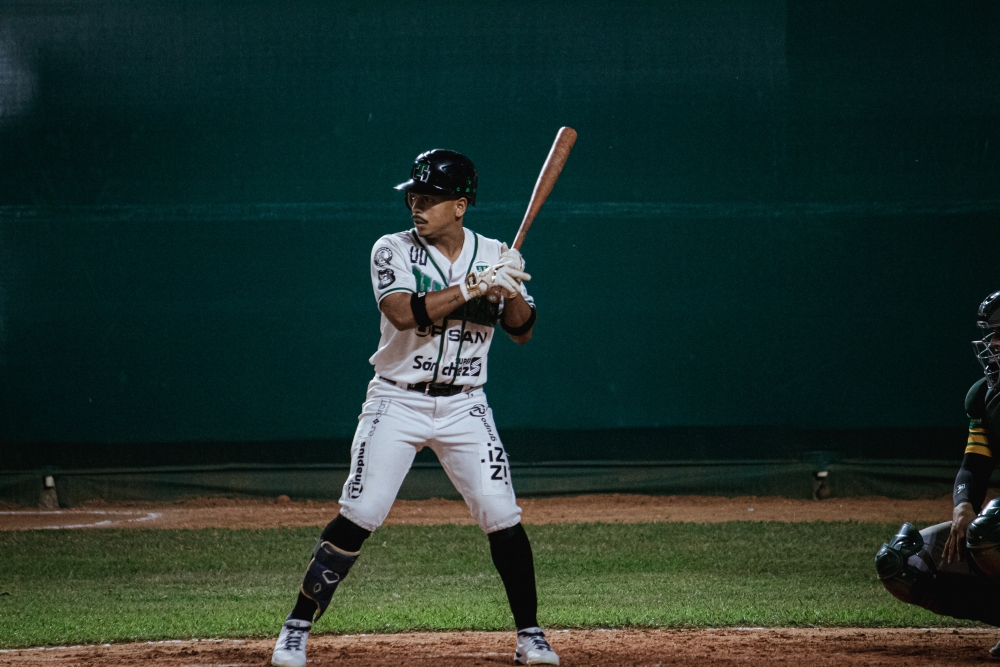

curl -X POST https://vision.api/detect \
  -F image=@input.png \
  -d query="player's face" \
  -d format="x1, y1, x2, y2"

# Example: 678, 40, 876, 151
408, 193, 467, 239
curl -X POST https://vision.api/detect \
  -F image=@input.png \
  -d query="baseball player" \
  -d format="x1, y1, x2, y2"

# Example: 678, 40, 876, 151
271, 149, 560, 667
876, 290, 1000, 657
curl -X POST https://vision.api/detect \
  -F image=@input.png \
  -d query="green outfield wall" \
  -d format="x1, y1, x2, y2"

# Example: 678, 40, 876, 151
1, 1, 998, 504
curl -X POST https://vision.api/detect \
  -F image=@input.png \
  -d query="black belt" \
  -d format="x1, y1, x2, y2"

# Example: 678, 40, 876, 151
378, 376, 469, 397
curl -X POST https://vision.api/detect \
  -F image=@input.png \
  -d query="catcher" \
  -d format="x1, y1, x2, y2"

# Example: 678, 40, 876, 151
876, 290, 1000, 657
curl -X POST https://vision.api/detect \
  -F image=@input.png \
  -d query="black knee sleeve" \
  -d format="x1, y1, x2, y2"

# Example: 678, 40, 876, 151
488, 523, 526, 546
321, 515, 371, 553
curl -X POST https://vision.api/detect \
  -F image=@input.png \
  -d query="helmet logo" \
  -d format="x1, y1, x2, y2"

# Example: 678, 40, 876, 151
414, 162, 431, 183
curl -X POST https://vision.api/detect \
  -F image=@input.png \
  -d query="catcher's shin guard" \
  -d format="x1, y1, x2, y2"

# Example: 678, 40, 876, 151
876, 521, 1000, 626
967, 498, 1000, 579
876, 522, 931, 606
299, 541, 359, 621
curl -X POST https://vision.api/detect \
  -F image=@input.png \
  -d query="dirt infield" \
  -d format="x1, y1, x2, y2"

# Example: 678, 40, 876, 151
2, 628, 998, 666
2, 496, 975, 665
0, 494, 957, 531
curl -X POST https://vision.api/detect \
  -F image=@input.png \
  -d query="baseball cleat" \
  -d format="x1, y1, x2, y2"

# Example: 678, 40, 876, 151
514, 627, 560, 665
989, 639, 1000, 659
271, 618, 311, 667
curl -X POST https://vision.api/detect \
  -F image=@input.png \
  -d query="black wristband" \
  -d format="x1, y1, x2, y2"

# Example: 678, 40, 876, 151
500, 305, 536, 336
410, 292, 433, 328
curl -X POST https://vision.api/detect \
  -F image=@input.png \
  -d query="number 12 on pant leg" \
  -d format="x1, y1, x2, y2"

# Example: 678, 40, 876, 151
480, 442, 511, 495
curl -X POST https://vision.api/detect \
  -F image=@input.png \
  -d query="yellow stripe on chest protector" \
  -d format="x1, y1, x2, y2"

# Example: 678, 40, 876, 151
965, 444, 993, 457
968, 433, 990, 445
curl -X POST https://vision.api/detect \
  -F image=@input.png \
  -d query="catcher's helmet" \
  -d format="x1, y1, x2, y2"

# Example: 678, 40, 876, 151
973, 290, 1000, 388
394, 149, 478, 206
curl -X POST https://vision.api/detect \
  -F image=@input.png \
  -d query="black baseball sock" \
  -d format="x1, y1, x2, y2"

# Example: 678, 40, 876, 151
289, 515, 371, 622
488, 522, 539, 630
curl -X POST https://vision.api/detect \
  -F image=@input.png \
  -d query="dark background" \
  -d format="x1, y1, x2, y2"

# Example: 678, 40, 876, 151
1, 0, 998, 469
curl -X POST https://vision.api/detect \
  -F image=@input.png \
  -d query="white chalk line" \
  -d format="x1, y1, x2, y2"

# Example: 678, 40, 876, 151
0, 510, 163, 530
0, 638, 246, 654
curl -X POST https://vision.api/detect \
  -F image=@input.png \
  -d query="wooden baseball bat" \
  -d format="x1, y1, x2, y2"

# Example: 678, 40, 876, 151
486, 126, 577, 303
513, 126, 577, 250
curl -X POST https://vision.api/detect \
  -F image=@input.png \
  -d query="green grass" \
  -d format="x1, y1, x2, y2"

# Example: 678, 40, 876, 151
0, 522, 971, 648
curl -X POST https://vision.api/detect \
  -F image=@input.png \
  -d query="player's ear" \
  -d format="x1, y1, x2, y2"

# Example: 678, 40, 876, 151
454, 197, 467, 218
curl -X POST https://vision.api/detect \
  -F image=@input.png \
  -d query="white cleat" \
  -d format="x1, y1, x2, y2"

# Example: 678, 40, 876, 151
271, 618, 311, 667
514, 627, 560, 665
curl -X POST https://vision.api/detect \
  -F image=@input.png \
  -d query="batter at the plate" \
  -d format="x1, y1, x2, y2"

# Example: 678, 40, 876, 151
271, 149, 559, 667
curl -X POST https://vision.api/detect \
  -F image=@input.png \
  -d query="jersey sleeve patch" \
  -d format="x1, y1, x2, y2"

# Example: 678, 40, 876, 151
374, 247, 393, 267
377, 268, 396, 289
371, 236, 417, 302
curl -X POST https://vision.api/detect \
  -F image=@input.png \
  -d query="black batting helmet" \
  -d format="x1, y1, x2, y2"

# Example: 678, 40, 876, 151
394, 149, 478, 206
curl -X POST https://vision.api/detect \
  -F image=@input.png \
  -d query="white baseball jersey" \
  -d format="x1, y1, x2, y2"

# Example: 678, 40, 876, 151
369, 227, 534, 386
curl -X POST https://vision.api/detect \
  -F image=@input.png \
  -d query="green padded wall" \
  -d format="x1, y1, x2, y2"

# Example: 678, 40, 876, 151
1, 1, 998, 494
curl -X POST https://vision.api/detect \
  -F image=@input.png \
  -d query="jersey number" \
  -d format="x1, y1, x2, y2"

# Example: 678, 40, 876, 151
409, 247, 427, 266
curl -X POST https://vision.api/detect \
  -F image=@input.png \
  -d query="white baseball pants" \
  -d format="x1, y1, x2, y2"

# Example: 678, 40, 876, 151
338, 377, 522, 533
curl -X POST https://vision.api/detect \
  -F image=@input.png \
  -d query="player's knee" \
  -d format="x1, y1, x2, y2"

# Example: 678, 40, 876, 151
967, 499, 1000, 579
320, 514, 372, 553
473, 499, 522, 534
875, 522, 932, 606
488, 522, 528, 546
300, 540, 360, 621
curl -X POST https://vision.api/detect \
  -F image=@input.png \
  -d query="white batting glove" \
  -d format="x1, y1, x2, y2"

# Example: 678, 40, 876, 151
497, 243, 525, 271
492, 243, 530, 297
461, 266, 494, 301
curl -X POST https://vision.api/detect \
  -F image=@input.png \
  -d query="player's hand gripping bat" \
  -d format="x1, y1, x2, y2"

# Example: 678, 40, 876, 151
485, 126, 578, 304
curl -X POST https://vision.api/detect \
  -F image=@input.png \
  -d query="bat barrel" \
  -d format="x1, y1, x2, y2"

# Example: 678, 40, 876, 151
512, 127, 577, 251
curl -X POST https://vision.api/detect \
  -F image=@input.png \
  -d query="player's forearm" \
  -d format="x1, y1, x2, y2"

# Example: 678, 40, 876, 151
500, 293, 535, 344
425, 286, 468, 321
501, 293, 532, 328
379, 288, 468, 330
954, 452, 995, 512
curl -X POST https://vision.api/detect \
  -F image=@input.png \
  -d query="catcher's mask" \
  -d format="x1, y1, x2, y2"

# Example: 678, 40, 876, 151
973, 290, 1000, 388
